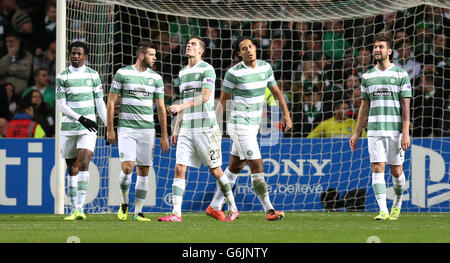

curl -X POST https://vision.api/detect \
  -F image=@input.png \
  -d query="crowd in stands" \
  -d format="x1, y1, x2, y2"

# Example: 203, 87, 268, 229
0, 0, 449, 138
0, 0, 56, 137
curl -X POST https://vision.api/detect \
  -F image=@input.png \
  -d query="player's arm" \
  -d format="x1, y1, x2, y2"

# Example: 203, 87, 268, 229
155, 97, 169, 153
400, 97, 411, 150
92, 73, 107, 126
57, 97, 98, 132
55, 75, 80, 120
93, 81, 107, 128
216, 90, 231, 124
168, 69, 192, 146
399, 75, 412, 151
56, 97, 81, 121
217, 70, 236, 123
167, 88, 212, 114
168, 69, 216, 114
268, 84, 292, 132
171, 110, 183, 146
349, 99, 369, 151
106, 73, 123, 144
56, 74, 96, 132
95, 96, 107, 127
154, 77, 169, 153
106, 91, 119, 145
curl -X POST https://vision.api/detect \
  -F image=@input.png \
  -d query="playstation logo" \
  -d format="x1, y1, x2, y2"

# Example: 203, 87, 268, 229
387, 145, 450, 209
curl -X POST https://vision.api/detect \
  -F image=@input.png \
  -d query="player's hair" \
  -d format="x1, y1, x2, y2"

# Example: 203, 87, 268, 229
135, 40, 156, 57
373, 33, 393, 50
233, 36, 258, 59
234, 36, 257, 53
69, 41, 89, 55
189, 36, 206, 51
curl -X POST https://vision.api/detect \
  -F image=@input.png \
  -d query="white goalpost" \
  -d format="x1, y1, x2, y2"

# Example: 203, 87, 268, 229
54, 0, 66, 215
55, 0, 450, 214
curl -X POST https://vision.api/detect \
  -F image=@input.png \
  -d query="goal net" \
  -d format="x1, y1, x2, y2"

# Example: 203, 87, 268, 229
64, 0, 450, 214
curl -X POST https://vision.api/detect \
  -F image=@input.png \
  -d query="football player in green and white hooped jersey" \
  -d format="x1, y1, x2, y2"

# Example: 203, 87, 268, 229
106, 41, 170, 222
158, 37, 238, 222
350, 34, 412, 221
206, 37, 293, 222
56, 41, 107, 220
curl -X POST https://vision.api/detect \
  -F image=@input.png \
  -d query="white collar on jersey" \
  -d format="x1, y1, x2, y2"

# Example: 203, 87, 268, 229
240, 60, 259, 69
187, 59, 203, 69
69, 64, 86, 73
374, 63, 394, 72
132, 64, 149, 73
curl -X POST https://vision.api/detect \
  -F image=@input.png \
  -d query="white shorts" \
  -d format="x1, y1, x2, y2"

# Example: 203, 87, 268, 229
176, 129, 222, 169
368, 135, 404, 165
118, 128, 155, 166
230, 133, 262, 160
60, 133, 97, 159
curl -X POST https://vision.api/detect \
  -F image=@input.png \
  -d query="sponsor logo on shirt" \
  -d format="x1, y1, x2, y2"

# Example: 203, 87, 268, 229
373, 89, 393, 96
128, 88, 150, 96
182, 86, 201, 98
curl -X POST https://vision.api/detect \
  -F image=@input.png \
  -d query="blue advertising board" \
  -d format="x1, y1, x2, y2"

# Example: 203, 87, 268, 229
0, 138, 449, 213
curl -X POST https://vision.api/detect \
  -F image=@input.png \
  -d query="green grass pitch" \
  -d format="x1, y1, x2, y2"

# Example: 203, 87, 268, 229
0, 212, 448, 243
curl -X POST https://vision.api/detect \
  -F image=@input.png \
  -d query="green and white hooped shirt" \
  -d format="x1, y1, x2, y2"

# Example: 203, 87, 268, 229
110, 65, 164, 133
360, 64, 412, 137
178, 60, 218, 135
222, 60, 277, 135
56, 65, 104, 135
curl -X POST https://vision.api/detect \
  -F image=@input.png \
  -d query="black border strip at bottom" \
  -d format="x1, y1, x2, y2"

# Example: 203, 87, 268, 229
1, 243, 446, 261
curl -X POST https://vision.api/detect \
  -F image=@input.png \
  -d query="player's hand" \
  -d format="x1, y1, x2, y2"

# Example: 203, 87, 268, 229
107, 129, 117, 145
171, 134, 178, 146
167, 104, 183, 115
401, 132, 411, 151
160, 135, 170, 154
349, 133, 360, 151
281, 115, 293, 132
78, 116, 98, 132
